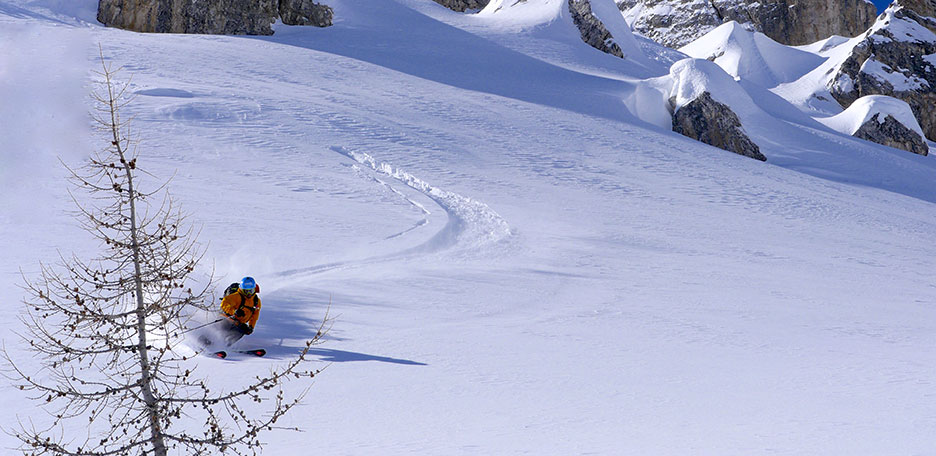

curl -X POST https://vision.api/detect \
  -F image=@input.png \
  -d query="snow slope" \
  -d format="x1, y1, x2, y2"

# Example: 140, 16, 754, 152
2, 0, 936, 455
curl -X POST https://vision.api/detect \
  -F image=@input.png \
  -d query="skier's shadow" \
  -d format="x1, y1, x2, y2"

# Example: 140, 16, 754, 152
307, 348, 426, 365
244, 291, 426, 366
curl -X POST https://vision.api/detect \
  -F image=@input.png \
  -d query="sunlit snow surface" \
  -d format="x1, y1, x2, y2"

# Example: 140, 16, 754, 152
2, 0, 936, 454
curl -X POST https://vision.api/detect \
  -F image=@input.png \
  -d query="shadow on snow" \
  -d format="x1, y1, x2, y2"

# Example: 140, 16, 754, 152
242, 290, 426, 366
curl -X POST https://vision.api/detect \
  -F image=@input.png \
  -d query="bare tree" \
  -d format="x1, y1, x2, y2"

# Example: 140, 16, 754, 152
3, 53, 327, 456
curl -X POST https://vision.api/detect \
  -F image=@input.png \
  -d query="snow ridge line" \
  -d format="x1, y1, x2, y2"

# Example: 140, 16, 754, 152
332, 146, 512, 248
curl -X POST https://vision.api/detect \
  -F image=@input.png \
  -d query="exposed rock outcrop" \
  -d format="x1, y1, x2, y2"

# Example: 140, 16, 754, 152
97, 0, 333, 35
854, 113, 930, 155
569, 0, 626, 57
829, 0, 936, 140
672, 91, 767, 161
567, 0, 649, 64
620, 0, 877, 48
431, 0, 490, 12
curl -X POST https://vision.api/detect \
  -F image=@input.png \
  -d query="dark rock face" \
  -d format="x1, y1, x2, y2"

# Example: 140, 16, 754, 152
622, 0, 878, 48
568, 0, 625, 58
723, 0, 878, 46
623, 0, 722, 48
829, 2, 936, 140
899, 0, 936, 17
97, 0, 332, 34
431, 0, 490, 12
279, 0, 333, 27
97, 0, 278, 34
672, 92, 767, 161
854, 113, 930, 155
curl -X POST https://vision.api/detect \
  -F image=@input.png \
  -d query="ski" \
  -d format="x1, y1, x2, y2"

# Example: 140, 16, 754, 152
210, 351, 227, 359
236, 349, 266, 357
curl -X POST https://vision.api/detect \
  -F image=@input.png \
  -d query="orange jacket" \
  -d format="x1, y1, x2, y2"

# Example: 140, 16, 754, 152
220, 290, 261, 329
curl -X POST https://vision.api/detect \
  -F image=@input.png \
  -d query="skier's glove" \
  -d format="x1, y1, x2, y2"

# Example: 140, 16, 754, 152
238, 322, 253, 335
234, 308, 246, 318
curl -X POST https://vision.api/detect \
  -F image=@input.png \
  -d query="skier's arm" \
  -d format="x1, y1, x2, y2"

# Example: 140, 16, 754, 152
248, 297, 261, 328
220, 294, 237, 316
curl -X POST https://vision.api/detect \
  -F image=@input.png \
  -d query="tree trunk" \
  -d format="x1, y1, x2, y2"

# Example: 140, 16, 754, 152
105, 78, 168, 456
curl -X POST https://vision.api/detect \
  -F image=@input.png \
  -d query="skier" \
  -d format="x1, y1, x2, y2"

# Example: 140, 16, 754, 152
219, 276, 262, 345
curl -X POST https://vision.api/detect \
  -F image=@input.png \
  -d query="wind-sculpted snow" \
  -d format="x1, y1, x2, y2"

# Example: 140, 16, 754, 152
680, 22, 824, 88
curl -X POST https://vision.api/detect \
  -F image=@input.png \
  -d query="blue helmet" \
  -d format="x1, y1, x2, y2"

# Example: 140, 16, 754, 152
240, 276, 256, 293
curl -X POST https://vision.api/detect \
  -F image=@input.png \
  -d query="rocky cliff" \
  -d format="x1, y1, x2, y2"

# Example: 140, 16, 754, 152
97, 0, 333, 35
280, 0, 334, 26
828, 0, 936, 141
619, 0, 878, 48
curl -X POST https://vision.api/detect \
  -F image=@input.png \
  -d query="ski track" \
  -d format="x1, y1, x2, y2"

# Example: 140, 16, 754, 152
333, 145, 512, 248
270, 145, 514, 281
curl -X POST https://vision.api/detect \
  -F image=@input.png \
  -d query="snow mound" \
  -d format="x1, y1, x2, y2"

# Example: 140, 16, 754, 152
679, 21, 824, 88
815, 95, 926, 137
624, 57, 766, 129
667, 58, 761, 116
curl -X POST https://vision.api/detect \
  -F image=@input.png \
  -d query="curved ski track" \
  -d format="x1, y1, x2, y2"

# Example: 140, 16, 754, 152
273, 146, 512, 281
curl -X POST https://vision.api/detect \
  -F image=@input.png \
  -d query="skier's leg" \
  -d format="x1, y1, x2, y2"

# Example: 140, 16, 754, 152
219, 319, 245, 346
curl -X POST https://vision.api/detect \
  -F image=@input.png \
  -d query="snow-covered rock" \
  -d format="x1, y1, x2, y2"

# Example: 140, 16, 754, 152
621, 0, 877, 48
97, 0, 332, 35
672, 91, 766, 160
679, 21, 824, 88
828, 0, 936, 140
623, 57, 767, 160
816, 95, 930, 155
667, 58, 766, 160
